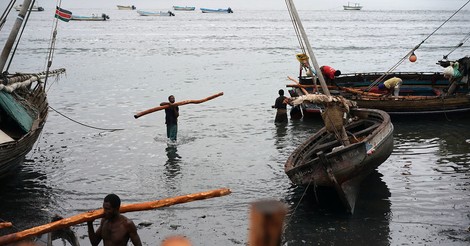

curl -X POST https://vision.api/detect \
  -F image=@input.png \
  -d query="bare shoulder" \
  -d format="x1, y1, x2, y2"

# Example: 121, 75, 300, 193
120, 215, 137, 229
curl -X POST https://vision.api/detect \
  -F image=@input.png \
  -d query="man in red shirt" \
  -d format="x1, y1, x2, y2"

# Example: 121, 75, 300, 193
320, 65, 341, 85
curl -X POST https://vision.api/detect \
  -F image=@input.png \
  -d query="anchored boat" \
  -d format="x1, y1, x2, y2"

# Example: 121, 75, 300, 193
0, 0, 65, 179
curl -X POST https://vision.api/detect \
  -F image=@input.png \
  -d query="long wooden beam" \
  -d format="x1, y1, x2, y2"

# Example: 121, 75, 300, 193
0, 188, 231, 245
134, 92, 224, 119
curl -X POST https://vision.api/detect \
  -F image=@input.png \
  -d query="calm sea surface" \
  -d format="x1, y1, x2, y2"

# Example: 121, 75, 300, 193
0, 7, 469, 246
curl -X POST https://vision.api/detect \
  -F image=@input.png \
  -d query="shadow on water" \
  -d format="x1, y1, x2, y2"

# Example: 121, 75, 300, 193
282, 171, 391, 245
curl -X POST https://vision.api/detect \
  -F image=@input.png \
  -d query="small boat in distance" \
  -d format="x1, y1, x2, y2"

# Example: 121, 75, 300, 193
117, 5, 136, 10
14, 4, 44, 11
343, 2, 363, 10
137, 10, 175, 16
71, 13, 110, 21
173, 6, 196, 11
200, 7, 233, 13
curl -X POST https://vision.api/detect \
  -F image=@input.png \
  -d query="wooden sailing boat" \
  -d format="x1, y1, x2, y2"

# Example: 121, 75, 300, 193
292, 56, 470, 118
283, 0, 393, 214
0, 0, 65, 179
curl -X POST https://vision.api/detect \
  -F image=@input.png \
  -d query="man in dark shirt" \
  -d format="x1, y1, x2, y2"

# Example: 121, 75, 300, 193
272, 89, 288, 123
160, 95, 179, 141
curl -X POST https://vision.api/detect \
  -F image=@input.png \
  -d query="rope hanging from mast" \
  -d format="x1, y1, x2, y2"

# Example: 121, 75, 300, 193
368, 0, 470, 90
442, 30, 470, 59
43, 0, 64, 88
285, 0, 306, 55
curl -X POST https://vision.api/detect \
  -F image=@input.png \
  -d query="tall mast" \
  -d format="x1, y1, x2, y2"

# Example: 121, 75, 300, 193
286, 0, 330, 96
0, 0, 33, 72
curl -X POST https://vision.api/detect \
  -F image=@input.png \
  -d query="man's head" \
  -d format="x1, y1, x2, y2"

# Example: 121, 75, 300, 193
378, 83, 386, 90
334, 70, 341, 77
168, 95, 175, 103
278, 89, 284, 96
103, 194, 121, 219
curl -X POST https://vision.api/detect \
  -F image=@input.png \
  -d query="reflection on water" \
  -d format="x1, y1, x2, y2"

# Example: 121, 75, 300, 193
0, 163, 56, 237
165, 146, 182, 179
282, 172, 391, 245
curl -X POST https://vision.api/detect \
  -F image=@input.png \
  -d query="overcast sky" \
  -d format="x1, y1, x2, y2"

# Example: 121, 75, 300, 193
4, 0, 470, 11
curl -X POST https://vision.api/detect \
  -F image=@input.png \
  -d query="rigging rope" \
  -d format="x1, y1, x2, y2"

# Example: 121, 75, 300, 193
443, 30, 470, 59
44, 0, 63, 87
0, 0, 16, 32
367, 0, 470, 90
48, 105, 124, 132
285, 0, 306, 54
5, 0, 35, 73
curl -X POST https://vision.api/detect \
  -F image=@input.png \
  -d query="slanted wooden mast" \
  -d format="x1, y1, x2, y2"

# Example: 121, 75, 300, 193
0, 0, 33, 72
285, 0, 330, 96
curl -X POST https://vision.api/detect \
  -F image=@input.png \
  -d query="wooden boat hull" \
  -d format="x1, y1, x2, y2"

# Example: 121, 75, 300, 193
285, 108, 393, 212
292, 71, 470, 117
0, 83, 48, 179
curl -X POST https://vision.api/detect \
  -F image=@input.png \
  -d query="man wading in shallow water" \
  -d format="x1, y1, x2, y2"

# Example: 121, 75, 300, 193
160, 95, 179, 142
87, 194, 142, 246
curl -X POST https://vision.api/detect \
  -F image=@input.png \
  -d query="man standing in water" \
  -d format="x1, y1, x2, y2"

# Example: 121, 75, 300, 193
272, 89, 289, 123
160, 95, 179, 142
87, 194, 142, 246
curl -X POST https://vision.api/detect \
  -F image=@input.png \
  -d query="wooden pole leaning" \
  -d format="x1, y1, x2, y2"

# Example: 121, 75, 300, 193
0, 188, 231, 245
287, 76, 310, 95
248, 200, 287, 246
134, 92, 224, 119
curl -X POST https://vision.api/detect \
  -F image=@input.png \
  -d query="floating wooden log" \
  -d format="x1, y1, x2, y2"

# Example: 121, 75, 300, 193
248, 200, 287, 246
0, 188, 231, 245
134, 92, 224, 119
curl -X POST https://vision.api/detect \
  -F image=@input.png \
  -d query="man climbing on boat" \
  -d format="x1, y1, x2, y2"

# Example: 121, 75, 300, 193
378, 77, 402, 98
320, 65, 341, 85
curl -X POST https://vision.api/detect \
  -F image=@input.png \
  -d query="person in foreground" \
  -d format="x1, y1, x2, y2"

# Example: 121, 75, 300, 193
272, 89, 289, 123
87, 194, 142, 246
378, 77, 402, 98
160, 95, 179, 142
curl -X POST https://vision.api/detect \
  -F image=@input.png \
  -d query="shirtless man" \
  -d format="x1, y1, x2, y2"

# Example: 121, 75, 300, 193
87, 194, 142, 246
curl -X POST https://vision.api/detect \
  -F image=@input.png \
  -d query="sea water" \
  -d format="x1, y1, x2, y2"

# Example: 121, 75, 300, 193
0, 8, 469, 245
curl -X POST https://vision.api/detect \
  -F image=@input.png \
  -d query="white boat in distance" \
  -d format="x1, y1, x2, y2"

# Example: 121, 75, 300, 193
14, 4, 44, 11
343, 2, 363, 10
137, 10, 175, 16
173, 6, 196, 11
117, 5, 136, 10
200, 7, 233, 13
71, 13, 110, 21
